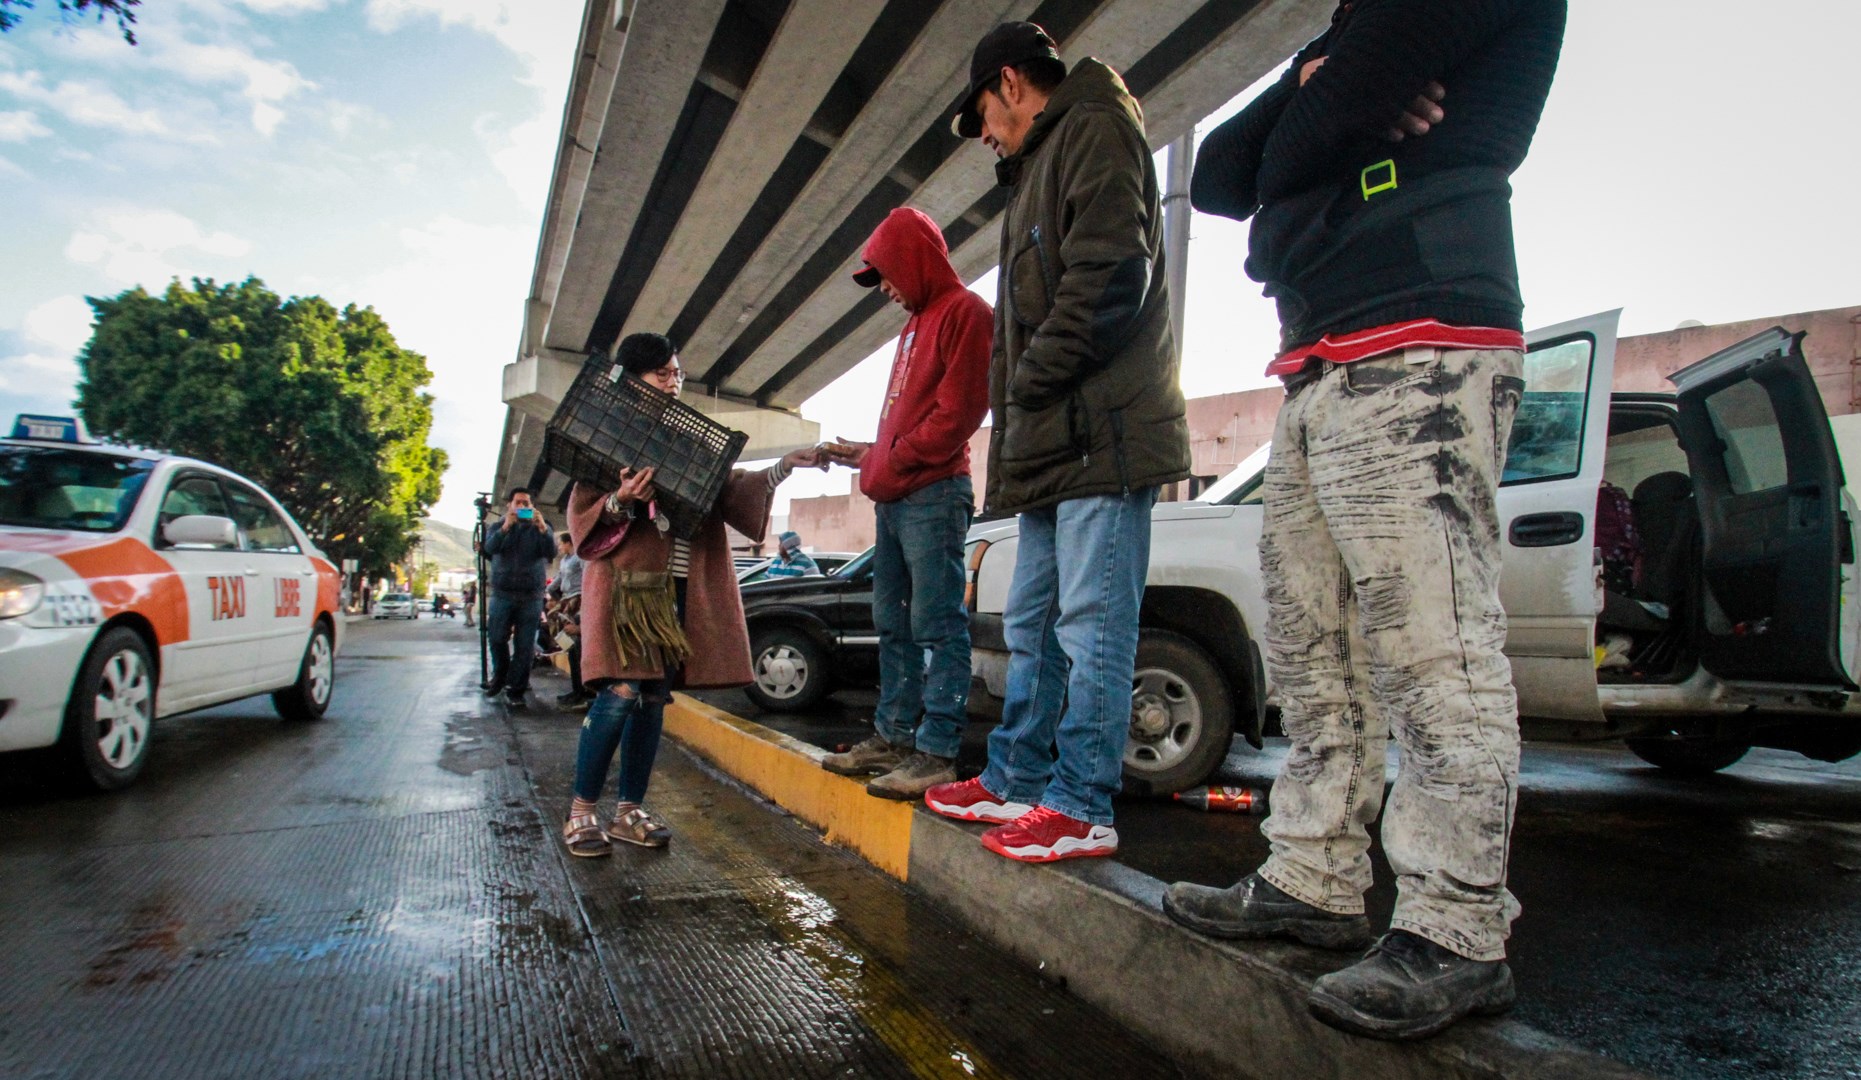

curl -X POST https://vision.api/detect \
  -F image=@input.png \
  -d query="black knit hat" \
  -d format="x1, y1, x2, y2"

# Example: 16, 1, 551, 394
951, 21, 1060, 139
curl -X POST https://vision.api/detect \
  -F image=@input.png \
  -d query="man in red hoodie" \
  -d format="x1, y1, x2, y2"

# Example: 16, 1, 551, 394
820, 207, 993, 799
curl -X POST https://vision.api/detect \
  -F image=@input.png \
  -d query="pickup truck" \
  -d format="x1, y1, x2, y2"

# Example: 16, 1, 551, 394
967, 311, 1861, 792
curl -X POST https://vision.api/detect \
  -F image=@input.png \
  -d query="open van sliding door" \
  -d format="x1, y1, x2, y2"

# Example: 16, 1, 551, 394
1496, 311, 1620, 724
1669, 328, 1855, 690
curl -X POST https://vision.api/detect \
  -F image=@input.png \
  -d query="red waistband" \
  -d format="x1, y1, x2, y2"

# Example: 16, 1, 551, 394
1265, 320, 1526, 377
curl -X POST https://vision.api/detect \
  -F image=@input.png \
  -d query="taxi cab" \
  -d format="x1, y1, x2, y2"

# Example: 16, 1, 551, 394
0, 416, 343, 791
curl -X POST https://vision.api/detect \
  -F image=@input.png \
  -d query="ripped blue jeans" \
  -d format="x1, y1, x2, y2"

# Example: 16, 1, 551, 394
1256, 347, 1524, 962
572, 580, 685, 805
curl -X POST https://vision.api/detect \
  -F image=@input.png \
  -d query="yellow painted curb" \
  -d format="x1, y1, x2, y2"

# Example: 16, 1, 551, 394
664, 695, 915, 881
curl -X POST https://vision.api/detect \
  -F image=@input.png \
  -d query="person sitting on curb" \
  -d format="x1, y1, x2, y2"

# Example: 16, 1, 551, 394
820, 206, 991, 802
561, 332, 828, 858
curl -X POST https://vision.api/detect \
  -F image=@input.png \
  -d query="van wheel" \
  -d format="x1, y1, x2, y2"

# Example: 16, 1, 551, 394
1624, 733, 1750, 776
274, 622, 335, 722
1124, 630, 1235, 794
746, 625, 829, 712
62, 628, 157, 791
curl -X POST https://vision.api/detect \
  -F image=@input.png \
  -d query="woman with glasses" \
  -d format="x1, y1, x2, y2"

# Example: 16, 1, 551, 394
560, 332, 827, 856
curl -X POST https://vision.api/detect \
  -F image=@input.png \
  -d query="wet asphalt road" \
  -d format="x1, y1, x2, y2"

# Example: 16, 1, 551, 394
0, 618, 1182, 1080
714, 686, 1861, 1080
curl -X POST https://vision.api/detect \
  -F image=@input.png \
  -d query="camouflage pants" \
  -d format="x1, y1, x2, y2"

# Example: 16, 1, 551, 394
1257, 347, 1525, 962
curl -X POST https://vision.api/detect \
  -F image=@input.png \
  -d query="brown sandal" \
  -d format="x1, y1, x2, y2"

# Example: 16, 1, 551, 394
563, 812, 611, 858
606, 805, 671, 849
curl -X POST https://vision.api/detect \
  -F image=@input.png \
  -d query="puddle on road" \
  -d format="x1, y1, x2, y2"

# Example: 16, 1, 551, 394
439, 713, 505, 776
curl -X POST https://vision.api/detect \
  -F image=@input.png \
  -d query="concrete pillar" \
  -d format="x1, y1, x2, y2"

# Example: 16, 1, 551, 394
1163, 131, 1194, 350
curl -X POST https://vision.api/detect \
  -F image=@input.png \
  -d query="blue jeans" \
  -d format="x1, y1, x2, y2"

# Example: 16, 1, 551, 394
980, 489, 1156, 825
573, 681, 669, 804
487, 590, 545, 694
572, 579, 685, 805
872, 475, 975, 758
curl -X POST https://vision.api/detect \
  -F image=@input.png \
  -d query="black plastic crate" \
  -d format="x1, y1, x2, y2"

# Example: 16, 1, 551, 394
542, 361, 749, 540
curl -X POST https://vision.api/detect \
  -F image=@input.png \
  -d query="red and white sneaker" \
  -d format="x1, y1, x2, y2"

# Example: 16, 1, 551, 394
980, 806, 1118, 863
924, 778, 1033, 823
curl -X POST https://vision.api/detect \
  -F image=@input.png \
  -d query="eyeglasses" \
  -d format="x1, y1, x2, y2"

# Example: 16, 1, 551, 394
648, 365, 685, 383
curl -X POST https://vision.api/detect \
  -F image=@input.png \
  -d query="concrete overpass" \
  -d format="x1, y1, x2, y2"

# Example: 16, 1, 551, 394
495, 0, 1331, 500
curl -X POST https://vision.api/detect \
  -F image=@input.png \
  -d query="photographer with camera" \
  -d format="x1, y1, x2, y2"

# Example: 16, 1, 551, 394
481, 487, 555, 709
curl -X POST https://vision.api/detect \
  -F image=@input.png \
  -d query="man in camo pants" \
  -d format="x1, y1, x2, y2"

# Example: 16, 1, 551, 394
1162, 0, 1566, 1041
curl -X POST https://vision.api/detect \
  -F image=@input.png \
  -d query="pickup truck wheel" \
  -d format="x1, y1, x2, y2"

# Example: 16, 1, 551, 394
1624, 733, 1750, 776
1124, 630, 1234, 794
61, 627, 157, 791
746, 625, 830, 712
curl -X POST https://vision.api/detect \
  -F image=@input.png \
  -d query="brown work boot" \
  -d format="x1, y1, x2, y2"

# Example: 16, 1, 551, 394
866, 751, 957, 800
821, 734, 907, 777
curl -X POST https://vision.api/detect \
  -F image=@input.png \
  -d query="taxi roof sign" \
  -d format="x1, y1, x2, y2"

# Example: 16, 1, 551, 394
10, 414, 92, 443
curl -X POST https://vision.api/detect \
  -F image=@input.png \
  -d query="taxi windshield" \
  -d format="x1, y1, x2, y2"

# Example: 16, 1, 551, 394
0, 445, 155, 533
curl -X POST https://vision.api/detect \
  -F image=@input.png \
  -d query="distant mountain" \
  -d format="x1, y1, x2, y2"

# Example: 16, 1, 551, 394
417, 518, 478, 571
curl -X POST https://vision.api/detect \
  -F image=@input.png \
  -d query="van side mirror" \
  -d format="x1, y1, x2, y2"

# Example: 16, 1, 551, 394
163, 514, 239, 549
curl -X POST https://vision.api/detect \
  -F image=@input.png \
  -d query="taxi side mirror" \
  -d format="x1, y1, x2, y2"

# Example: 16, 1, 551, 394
163, 514, 239, 549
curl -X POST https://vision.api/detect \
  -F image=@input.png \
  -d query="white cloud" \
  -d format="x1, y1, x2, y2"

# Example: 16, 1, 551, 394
0, 351, 80, 397
23, 296, 95, 354
144, 37, 315, 136
365, 0, 579, 208
0, 155, 25, 177
358, 214, 535, 523
0, 70, 174, 137
0, 109, 50, 141
235, 0, 331, 11
323, 99, 388, 137
65, 208, 253, 288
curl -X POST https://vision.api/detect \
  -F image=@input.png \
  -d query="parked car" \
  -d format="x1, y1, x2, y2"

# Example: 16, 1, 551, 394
736, 550, 859, 585
0, 415, 344, 790
739, 547, 878, 710
968, 312, 1861, 792
374, 592, 418, 619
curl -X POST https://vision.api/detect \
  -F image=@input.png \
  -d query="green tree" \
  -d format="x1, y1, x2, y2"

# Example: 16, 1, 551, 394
0, 1, 142, 44
76, 277, 448, 580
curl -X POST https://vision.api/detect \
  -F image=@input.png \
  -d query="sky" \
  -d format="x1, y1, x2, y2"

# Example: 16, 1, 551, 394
3, 2, 1858, 530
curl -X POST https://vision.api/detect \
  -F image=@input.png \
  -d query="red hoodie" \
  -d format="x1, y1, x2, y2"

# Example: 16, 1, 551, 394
855, 207, 993, 504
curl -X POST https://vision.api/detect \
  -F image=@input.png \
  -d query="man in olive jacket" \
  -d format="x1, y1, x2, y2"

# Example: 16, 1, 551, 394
922, 22, 1191, 862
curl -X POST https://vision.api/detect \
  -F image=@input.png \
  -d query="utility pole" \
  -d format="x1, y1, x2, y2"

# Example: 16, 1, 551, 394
1163, 131, 1195, 350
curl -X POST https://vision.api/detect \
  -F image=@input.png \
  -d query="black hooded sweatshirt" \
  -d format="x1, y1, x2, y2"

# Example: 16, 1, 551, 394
1192, 0, 1566, 354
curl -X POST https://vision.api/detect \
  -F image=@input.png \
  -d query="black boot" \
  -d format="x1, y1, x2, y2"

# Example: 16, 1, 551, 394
1162, 872, 1373, 951
1307, 930, 1515, 1041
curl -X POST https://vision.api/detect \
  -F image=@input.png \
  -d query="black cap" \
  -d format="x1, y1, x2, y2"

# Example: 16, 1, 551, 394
951, 21, 1059, 139
851, 262, 881, 288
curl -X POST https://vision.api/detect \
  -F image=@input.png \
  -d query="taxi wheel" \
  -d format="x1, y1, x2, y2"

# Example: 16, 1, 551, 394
274, 622, 335, 722
62, 628, 157, 791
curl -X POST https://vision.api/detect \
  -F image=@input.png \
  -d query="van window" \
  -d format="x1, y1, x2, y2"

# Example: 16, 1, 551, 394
1502, 336, 1594, 486
1702, 379, 1788, 494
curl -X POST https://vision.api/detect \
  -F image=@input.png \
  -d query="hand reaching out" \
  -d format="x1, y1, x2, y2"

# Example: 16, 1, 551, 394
782, 446, 832, 472
821, 437, 871, 468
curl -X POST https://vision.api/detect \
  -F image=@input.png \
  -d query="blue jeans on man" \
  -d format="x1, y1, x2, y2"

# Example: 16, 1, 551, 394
871, 475, 974, 758
979, 488, 1156, 826
486, 589, 546, 698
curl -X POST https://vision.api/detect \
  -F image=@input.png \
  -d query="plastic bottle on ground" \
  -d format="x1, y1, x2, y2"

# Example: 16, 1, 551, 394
1173, 785, 1269, 814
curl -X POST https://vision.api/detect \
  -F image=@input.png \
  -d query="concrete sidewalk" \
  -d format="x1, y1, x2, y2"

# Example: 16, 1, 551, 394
665, 695, 1652, 1080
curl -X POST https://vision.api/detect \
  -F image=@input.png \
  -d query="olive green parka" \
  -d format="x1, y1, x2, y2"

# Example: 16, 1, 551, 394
985, 59, 1192, 515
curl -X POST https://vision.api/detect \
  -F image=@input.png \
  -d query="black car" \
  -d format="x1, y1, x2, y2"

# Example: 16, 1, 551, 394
739, 546, 877, 710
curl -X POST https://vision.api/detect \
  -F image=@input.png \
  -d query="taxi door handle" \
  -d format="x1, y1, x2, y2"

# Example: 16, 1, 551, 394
298, 568, 316, 575
244, 568, 261, 576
